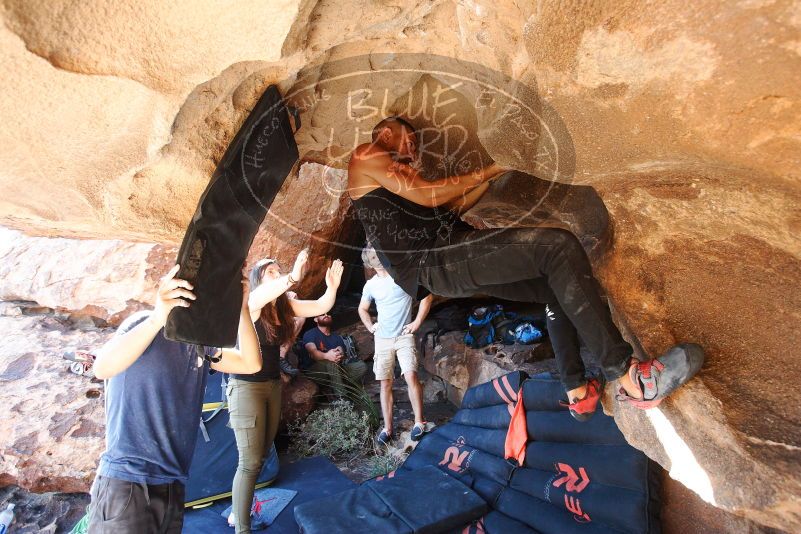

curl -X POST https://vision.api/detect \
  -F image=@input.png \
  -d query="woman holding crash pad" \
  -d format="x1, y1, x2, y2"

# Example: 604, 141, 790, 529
227, 249, 344, 532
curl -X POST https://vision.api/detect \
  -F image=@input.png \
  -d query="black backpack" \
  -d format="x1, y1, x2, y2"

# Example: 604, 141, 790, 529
463, 305, 507, 348
418, 301, 474, 357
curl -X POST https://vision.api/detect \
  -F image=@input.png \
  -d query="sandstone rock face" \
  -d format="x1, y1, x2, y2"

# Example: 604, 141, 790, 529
0, 312, 111, 493
279, 373, 319, 428
247, 162, 357, 297
592, 166, 801, 532
0, 227, 174, 325
1, 0, 800, 531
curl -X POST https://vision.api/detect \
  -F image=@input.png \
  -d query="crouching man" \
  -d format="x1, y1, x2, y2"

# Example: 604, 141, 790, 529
87, 265, 262, 534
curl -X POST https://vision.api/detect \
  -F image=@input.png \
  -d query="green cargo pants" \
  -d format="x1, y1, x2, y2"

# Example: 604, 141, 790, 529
227, 378, 281, 534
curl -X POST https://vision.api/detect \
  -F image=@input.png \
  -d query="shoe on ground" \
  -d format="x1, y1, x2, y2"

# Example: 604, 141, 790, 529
561, 377, 604, 422
279, 357, 299, 378
410, 422, 428, 441
375, 428, 393, 446
617, 343, 705, 409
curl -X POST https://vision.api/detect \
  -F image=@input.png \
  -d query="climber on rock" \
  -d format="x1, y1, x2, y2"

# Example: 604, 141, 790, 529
86, 265, 262, 533
346, 115, 704, 421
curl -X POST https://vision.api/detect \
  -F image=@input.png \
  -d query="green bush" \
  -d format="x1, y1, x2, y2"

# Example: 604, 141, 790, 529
289, 399, 372, 458
366, 449, 408, 478
307, 364, 381, 428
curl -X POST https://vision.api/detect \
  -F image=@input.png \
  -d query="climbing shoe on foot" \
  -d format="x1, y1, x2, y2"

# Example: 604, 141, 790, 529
410, 422, 428, 441
617, 343, 705, 409
561, 377, 604, 422
279, 357, 299, 378
375, 428, 393, 447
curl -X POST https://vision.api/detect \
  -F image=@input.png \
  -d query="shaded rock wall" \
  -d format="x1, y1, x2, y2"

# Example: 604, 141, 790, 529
1, 0, 799, 531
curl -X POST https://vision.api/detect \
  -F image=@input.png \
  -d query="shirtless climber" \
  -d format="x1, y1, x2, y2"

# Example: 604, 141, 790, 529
346, 115, 704, 420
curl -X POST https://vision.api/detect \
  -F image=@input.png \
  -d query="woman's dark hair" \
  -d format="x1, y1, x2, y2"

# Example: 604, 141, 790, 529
249, 260, 296, 346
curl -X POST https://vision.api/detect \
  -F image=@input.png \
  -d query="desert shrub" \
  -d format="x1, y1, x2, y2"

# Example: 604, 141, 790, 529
289, 399, 372, 458
308, 365, 381, 428
366, 448, 408, 478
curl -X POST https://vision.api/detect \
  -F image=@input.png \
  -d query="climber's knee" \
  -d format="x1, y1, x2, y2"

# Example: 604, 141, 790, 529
548, 228, 584, 261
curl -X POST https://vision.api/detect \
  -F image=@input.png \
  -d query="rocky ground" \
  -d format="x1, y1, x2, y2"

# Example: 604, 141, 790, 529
0, 303, 112, 494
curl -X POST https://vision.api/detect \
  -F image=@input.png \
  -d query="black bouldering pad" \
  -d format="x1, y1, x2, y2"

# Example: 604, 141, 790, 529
166, 84, 300, 347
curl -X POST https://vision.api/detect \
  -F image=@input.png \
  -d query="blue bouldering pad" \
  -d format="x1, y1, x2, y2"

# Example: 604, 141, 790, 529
182, 456, 356, 533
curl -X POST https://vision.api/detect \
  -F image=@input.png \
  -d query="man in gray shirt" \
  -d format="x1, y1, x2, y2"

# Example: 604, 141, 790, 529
359, 246, 433, 445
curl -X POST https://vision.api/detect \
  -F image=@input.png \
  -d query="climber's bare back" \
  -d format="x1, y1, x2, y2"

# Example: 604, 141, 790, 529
347, 143, 403, 201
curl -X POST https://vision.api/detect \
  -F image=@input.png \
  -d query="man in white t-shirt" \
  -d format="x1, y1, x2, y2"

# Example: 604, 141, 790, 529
358, 245, 433, 445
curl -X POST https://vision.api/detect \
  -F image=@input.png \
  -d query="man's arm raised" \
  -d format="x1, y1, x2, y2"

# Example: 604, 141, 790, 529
350, 147, 507, 208
93, 265, 194, 379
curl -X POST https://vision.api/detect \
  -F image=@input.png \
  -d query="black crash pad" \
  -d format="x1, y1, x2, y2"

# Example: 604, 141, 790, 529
166, 84, 300, 347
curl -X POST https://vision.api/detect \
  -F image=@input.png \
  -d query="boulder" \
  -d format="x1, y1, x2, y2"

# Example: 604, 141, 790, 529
594, 166, 801, 533
0, 227, 174, 325
422, 332, 557, 406
0, 484, 89, 534
247, 162, 356, 298
279, 373, 319, 428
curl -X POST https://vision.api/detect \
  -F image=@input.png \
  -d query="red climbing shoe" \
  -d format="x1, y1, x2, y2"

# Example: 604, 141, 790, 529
617, 343, 705, 409
561, 377, 604, 422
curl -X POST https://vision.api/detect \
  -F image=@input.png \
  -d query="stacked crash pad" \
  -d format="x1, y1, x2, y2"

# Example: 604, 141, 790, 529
295, 371, 660, 533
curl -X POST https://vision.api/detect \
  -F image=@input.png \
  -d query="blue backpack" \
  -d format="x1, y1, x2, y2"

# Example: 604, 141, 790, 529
514, 322, 543, 344
494, 312, 544, 345
463, 305, 506, 348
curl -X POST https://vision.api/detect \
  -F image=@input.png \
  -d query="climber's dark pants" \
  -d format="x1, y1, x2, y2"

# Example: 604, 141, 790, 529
419, 227, 632, 392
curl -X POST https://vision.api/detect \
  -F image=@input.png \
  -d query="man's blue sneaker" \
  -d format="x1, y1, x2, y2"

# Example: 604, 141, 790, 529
375, 428, 392, 446
410, 422, 427, 442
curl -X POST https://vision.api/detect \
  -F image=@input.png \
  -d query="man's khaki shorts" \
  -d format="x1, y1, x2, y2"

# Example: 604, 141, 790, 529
373, 333, 417, 380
